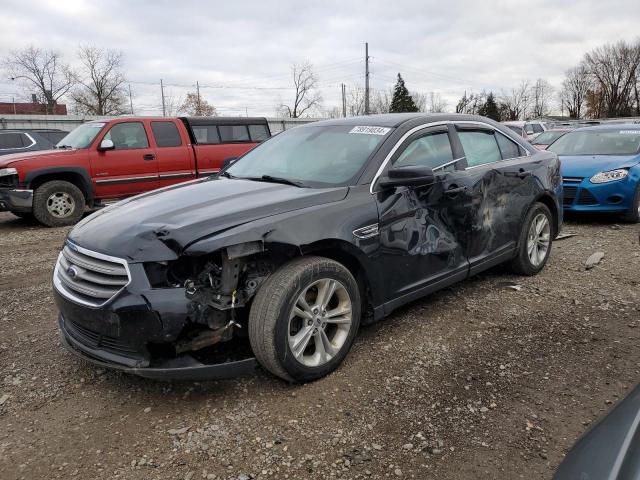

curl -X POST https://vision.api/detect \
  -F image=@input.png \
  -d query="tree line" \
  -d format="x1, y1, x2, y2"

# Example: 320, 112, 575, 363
1, 45, 214, 116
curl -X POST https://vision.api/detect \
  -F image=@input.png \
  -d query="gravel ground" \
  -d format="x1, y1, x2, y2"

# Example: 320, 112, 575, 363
0, 211, 639, 480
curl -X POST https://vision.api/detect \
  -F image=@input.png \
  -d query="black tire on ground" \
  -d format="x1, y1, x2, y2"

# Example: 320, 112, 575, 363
248, 256, 361, 383
10, 211, 34, 220
32, 180, 86, 227
622, 186, 640, 223
509, 202, 554, 276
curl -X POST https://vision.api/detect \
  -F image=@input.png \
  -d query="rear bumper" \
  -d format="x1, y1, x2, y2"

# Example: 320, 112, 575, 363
0, 188, 33, 212
562, 177, 637, 213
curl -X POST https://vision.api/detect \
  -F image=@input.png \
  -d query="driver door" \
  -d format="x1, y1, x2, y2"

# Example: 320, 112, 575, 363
374, 125, 471, 312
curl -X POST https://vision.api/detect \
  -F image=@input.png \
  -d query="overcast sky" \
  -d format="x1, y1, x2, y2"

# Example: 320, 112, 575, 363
1, 0, 639, 117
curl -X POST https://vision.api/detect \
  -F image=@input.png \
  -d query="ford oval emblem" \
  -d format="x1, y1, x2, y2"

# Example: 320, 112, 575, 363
67, 266, 78, 279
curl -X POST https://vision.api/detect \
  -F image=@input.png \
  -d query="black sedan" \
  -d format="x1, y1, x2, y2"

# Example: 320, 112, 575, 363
53, 114, 562, 382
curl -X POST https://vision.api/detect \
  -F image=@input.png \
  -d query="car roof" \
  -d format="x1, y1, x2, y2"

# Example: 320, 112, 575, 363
573, 123, 640, 132
305, 113, 503, 128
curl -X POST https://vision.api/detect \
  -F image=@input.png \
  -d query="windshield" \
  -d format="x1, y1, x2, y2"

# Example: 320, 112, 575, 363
548, 129, 640, 156
56, 122, 106, 149
532, 131, 566, 145
226, 125, 390, 187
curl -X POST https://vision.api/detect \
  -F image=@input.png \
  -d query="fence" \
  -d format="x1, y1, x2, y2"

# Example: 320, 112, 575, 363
0, 115, 320, 133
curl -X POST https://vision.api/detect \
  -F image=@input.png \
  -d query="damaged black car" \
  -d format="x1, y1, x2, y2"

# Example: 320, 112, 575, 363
53, 114, 562, 382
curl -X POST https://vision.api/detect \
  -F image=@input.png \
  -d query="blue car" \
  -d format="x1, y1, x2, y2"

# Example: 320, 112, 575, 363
548, 124, 640, 222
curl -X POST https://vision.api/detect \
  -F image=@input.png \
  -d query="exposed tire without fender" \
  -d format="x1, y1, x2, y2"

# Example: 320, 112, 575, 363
510, 202, 554, 276
33, 180, 85, 227
248, 256, 361, 382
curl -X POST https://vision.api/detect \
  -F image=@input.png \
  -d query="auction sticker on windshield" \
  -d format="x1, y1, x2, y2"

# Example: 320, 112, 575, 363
620, 130, 640, 135
349, 126, 391, 135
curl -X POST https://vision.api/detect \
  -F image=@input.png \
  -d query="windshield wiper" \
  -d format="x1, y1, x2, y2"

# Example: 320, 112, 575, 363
218, 171, 236, 179
56, 144, 74, 149
240, 175, 307, 188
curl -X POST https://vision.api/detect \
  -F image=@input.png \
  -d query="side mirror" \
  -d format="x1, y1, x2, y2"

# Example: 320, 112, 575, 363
379, 165, 435, 189
98, 139, 114, 151
221, 156, 238, 169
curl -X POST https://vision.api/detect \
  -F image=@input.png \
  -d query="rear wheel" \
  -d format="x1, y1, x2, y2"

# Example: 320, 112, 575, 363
248, 256, 361, 382
622, 185, 640, 223
510, 202, 553, 275
32, 180, 85, 227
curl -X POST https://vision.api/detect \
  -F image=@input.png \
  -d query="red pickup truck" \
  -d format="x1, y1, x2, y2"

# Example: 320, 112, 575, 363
0, 116, 270, 226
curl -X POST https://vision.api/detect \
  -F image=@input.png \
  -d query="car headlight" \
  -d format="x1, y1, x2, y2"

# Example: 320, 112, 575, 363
0, 167, 17, 177
589, 169, 628, 184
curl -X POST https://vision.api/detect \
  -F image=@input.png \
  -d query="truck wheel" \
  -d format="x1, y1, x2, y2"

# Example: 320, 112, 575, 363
509, 202, 553, 276
33, 180, 86, 227
622, 186, 640, 223
248, 256, 361, 383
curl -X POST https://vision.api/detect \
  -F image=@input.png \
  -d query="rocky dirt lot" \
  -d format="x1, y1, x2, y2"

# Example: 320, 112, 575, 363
0, 211, 639, 480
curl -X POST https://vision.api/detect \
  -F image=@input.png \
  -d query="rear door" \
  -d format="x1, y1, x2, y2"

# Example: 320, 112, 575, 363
150, 120, 195, 188
373, 125, 470, 310
90, 121, 159, 198
452, 123, 538, 273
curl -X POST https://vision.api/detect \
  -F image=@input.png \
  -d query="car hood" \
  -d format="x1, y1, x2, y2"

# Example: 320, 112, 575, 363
0, 148, 78, 168
69, 177, 349, 262
560, 154, 640, 178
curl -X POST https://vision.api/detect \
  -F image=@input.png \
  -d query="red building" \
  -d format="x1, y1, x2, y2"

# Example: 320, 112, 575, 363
0, 102, 67, 115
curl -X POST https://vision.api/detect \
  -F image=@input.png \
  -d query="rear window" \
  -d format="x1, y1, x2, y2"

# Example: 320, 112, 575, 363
151, 121, 182, 147
219, 125, 250, 142
192, 125, 220, 144
548, 130, 640, 156
248, 124, 269, 142
0, 132, 27, 149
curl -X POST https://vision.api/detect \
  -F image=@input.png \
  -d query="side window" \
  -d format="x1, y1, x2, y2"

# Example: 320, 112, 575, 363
533, 124, 544, 133
0, 133, 25, 149
219, 125, 250, 142
495, 132, 523, 159
151, 121, 182, 147
103, 122, 149, 150
394, 131, 453, 169
192, 125, 220, 144
457, 129, 502, 167
248, 124, 269, 142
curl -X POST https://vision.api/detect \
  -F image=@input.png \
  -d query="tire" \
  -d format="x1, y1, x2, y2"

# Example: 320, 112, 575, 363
10, 211, 34, 220
622, 185, 640, 223
32, 180, 85, 227
509, 202, 554, 276
248, 256, 361, 382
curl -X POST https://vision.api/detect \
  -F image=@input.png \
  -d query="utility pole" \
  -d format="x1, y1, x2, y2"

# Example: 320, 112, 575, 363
128, 83, 134, 115
364, 42, 370, 115
341, 83, 346, 117
160, 79, 166, 116
196, 81, 201, 116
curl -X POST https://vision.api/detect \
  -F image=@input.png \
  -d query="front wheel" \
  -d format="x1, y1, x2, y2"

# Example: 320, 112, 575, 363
510, 202, 554, 276
622, 185, 640, 223
248, 256, 361, 382
32, 180, 85, 227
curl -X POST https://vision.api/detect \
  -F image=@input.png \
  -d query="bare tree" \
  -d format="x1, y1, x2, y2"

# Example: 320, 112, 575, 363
560, 64, 591, 118
163, 89, 183, 116
456, 91, 485, 115
530, 78, 554, 118
583, 40, 640, 117
2, 46, 74, 113
370, 88, 393, 114
409, 91, 427, 112
180, 92, 216, 116
72, 46, 127, 115
281, 62, 322, 118
427, 92, 448, 113
500, 80, 531, 120
346, 85, 366, 116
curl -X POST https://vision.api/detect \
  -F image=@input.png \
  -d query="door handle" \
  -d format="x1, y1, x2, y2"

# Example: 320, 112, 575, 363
143, 154, 156, 161
445, 186, 467, 195
517, 168, 532, 178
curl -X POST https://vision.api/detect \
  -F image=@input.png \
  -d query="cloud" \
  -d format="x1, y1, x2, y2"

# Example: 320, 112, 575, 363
0, 0, 639, 116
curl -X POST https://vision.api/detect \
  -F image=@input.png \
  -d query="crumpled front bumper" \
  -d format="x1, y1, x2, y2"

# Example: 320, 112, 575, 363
0, 188, 33, 212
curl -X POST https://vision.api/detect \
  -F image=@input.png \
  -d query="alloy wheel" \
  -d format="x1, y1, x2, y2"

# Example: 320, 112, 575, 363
288, 278, 352, 367
526, 213, 550, 267
46, 192, 76, 218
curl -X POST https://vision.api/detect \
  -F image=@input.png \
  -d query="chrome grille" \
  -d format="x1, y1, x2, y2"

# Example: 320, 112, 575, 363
54, 243, 130, 307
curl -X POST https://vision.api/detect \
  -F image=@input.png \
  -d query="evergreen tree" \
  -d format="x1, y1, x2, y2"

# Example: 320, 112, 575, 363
478, 92, 501, 121
390, 74, 418, 113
